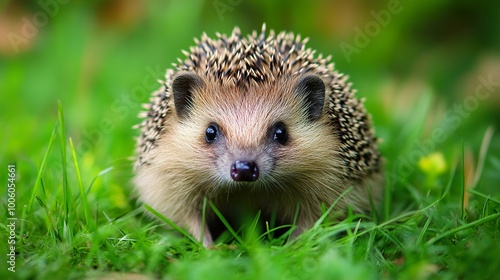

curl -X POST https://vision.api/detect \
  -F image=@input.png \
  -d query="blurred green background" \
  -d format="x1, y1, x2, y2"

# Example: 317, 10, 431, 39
1, 0, 499, 209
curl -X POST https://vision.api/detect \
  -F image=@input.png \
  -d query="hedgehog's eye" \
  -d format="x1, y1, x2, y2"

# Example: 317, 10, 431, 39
205, 124, 218, 143
272, 122, 288, 145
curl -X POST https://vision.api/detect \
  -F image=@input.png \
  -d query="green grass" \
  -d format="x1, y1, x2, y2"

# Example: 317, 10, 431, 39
2, 94, 499, 279
2, 1, 500, 279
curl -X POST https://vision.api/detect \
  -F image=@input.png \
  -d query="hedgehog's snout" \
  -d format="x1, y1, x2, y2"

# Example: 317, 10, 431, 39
230, 160, 259, 182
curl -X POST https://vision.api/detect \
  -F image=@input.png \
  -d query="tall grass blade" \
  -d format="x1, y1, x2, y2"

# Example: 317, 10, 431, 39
29, 121, 58, 211
69, 137, 94, 231
460, 141, 465, 219
472, 126, 494, 189
57, 101, 70, 226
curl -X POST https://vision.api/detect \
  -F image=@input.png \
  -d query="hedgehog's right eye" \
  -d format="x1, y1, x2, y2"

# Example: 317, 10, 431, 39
205, 124, 218, 143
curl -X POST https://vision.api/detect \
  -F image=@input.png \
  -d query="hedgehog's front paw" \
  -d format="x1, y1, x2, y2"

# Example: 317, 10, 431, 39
290, 215, 316, 240
187, 219, 213, 247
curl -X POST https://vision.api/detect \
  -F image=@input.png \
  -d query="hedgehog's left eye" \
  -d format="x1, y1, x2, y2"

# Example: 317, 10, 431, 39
272, 122, 288, 145
205, 124, 218, 143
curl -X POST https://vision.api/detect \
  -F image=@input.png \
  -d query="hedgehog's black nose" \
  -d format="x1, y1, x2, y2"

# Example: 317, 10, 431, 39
230, 160, 259, 182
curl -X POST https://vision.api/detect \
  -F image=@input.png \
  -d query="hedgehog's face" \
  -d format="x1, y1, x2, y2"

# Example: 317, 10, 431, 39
171, 71, 336, 188
201, 120, 289, 182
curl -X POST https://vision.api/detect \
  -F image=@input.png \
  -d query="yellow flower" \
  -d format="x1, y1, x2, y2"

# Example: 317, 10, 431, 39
418, 152, 447, 176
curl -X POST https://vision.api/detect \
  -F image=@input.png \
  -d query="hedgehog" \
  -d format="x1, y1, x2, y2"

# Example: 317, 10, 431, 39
133, 24, 383, 246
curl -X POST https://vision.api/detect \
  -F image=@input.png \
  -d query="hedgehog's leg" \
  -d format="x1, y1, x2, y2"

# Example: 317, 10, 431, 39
290, 216, 315, 240
289, 203, 320, 240
187, 215, 213, 246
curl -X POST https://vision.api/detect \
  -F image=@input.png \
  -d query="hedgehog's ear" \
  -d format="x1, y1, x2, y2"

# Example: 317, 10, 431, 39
172, 72, 205, 119
295, 75, 325, 121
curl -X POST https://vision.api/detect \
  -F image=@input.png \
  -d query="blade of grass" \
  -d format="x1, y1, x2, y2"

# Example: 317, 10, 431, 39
285, 203, 300, 244
143, 204, 202, 247
209, 201, 243, 244
440, 158, 458, 201
201, 197, 207, 244
416, 211, 432, 246
57, 101, 73, 247
375, 226, 406, 249
426, 211, 500, 245
86, 167, 114, 195
19, 205, 28, 257
35, 195, 61, 242
472, 126, 494, 189
69, 137, 94, 231
245, 210, 261, 243
365, 229, 377, 259
29, 120, 58, 211
103, 211, 127, 237
346, 219, 362, 247
57, 101, 70, 226
460, 141, 465, 219
260, 224, 294, 240
344, 197, 446, 241
468, 189, 500, 205
40, 178, 47, 199
314, 186, 354, 228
